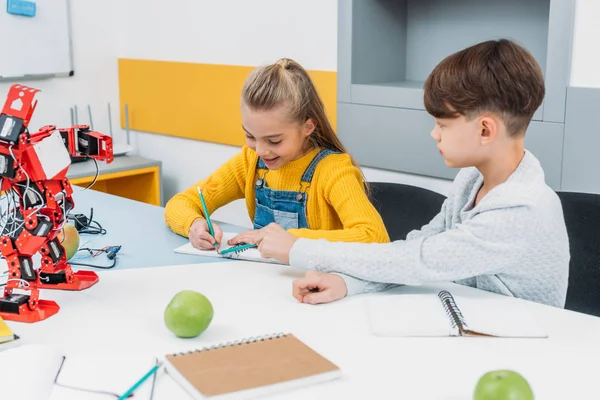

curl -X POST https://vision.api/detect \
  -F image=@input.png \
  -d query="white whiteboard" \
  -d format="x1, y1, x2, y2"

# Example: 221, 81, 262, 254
0, 0, 73, 79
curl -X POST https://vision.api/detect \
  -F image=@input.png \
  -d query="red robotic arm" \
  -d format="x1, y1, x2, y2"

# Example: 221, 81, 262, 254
0, 84, 114, 323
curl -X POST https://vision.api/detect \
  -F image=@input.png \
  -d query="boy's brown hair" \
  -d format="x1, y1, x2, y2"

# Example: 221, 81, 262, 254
423, 39, 545, 137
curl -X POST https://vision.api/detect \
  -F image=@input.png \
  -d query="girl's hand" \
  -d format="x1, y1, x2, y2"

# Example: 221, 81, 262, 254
189, 218, 223, 250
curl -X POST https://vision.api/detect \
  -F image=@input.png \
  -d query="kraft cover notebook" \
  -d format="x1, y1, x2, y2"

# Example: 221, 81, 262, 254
366, 289, 548, 338
174, 232, 284, 265
163, 333, 341, 399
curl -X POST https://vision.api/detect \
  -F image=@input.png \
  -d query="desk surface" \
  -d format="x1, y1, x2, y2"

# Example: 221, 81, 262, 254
69, 189, 245, 269
7, 261, 600, 399
66, 155, 161, 179
3, 188, 600, 399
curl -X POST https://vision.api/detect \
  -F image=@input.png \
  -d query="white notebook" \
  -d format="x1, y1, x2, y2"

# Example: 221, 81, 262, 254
174, 232, 285, 265
366, 289, 548, 338
0, 344, 188, 400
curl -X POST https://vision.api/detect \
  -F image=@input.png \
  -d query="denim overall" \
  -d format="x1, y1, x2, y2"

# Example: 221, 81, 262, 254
253, 149, 338, 230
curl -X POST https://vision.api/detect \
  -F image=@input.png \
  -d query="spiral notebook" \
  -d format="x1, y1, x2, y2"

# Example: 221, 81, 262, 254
173, 232, 284, 265
163, 333, 341, 399
367, 290, 548, 338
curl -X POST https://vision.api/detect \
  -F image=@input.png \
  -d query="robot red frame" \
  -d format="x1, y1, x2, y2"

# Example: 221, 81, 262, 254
0, 84, 114, 323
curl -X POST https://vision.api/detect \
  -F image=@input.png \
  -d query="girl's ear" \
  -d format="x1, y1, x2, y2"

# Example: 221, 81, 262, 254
303, 118, 316, 137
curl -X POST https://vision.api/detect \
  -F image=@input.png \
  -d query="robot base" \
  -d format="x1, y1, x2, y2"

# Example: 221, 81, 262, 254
0, 295, 60, 323
38, 270, 99, 291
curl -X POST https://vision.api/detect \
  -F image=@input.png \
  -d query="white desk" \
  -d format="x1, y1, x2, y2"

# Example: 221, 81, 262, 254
6, 260, 600, 399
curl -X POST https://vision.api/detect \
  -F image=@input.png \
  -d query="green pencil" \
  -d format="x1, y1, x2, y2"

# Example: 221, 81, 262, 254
197, 186, 218, 248
118, 362, 161, 400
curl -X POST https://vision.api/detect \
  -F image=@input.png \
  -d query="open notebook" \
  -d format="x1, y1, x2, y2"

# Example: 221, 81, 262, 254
366, 288, 548, 338
0, 344, 188, 400
174, 232, 285, 265
164, 333, 341, 399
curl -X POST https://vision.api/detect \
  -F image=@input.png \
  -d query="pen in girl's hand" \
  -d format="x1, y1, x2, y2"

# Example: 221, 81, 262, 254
197, 187, 218, 248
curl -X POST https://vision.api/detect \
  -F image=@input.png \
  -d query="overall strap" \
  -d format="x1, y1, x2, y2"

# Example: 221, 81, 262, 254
300, 149, 340, 183
256, 156, 267, 170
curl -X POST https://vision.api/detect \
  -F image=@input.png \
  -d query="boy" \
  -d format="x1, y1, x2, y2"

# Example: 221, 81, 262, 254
251, 39, 570, 307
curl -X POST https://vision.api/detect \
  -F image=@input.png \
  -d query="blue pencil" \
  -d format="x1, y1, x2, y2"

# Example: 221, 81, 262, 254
118, 362, 161, 400
197, 186, 218, 248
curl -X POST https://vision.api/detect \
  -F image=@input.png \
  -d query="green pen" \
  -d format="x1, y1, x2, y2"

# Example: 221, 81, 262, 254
197, 186, 218, 248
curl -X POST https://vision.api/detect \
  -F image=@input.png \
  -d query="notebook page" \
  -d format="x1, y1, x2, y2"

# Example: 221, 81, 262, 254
174, 232, 284, 265
454, 295, 548, 338
366, 294, 455, 337
0, 344, 63, 400
48, 352, 166, 400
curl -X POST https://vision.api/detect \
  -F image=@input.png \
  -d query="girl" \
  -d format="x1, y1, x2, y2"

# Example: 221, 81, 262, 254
164, 58, 389, 250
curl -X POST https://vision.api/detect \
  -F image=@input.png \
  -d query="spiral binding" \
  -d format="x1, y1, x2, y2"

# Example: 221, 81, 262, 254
437, 290, 468, 336
171, 333, 287, 356
223, 246, 253, 256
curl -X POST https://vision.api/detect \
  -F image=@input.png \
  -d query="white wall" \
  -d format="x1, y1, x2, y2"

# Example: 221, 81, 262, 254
570, 0, 600, 87
124, 0, 600, 227
0, 0, 595, 228
0, 1, 129, 148
117, 0, 337, 71
118, 0, 455, 228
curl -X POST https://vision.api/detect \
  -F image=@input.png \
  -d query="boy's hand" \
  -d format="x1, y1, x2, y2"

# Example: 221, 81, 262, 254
256, 223, 297, 264
292, 271, 348, 305
189, 218, 223, 250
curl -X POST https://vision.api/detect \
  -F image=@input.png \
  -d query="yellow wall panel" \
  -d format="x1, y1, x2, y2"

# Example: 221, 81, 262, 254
118, 59, 337, 147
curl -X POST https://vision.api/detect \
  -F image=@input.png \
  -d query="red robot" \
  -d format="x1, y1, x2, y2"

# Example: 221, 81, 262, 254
0, 84, 114, 323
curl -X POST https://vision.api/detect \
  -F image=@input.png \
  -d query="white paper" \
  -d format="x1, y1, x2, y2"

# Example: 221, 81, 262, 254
174, 232, 284, 265
366, 291, 547, 338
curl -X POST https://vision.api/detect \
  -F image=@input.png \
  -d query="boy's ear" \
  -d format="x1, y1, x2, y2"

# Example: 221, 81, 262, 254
303, 118, 316, 137
479, 115, 498, 145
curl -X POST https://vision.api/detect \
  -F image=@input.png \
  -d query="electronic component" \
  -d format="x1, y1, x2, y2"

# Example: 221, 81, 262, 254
69, 208, 106, 235
0, 115, 24, 144
27, 215, 52, 237
17, 256, 35, 281
0, 293, 28, 314
69, 245, 121, 269
17, 181, 44, 208
59, 125, 113, 163
0, 153, 16, 178
38, 271, 67, 285
47, 238, 65, 262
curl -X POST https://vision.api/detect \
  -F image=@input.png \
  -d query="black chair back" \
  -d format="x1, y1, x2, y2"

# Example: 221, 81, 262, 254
369, 182, 446, 241
557, 191, 600, 317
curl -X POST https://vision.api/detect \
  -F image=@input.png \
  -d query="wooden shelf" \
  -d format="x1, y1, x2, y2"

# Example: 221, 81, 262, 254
67, 155, 162, 206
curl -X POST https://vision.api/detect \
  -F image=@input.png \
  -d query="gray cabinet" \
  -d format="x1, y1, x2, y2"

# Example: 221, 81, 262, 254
338, 0, 576, 189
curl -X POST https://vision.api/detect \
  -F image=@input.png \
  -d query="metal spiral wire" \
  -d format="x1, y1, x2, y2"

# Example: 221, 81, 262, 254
172, 333, 287, 356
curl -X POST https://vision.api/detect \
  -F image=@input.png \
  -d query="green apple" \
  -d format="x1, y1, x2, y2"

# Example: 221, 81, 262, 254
474, 370, 534, 400
58, 223, 80, 260
164, 290, 214, 338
